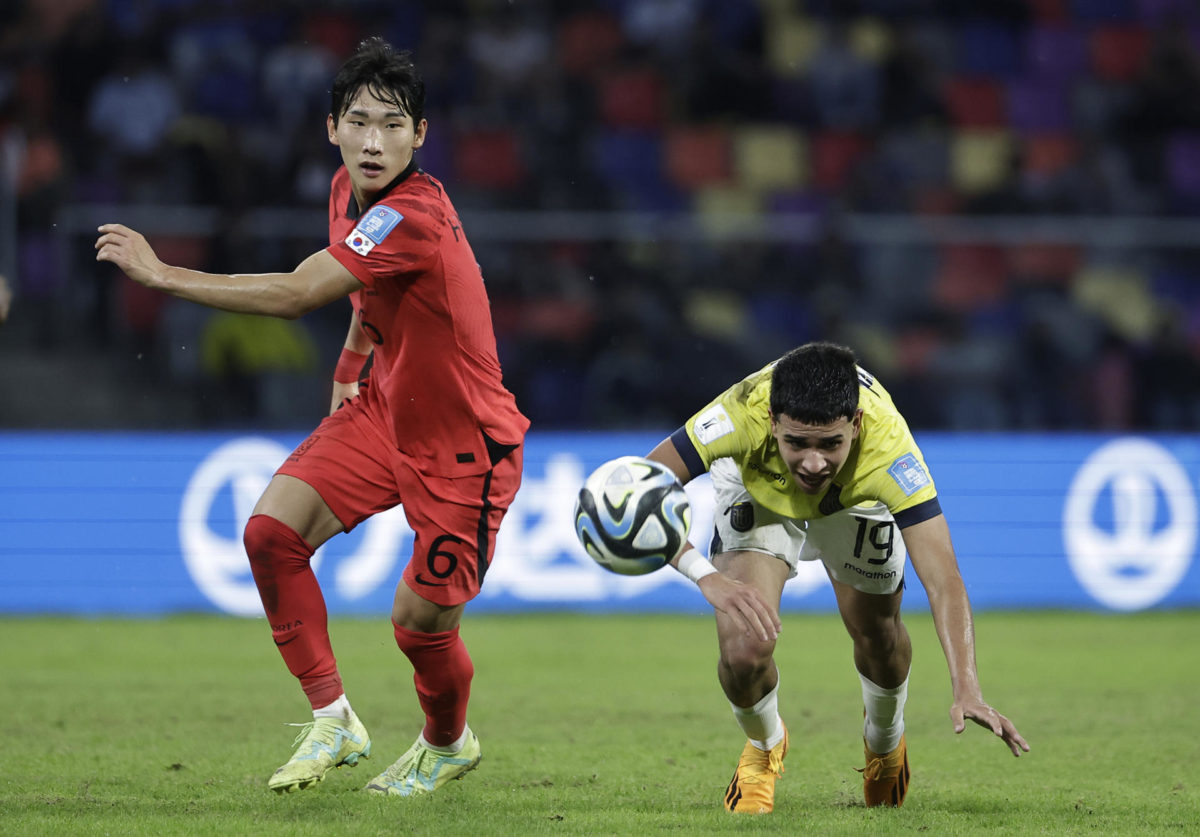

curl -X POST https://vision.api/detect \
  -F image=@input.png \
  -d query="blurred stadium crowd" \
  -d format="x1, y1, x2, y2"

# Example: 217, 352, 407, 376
2, 0, 1200, 431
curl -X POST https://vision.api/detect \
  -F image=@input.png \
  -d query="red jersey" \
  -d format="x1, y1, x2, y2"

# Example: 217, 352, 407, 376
325, 162, 528, 477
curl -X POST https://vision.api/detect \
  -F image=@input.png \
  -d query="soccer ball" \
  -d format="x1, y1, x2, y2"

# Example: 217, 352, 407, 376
574, 456, 691, 575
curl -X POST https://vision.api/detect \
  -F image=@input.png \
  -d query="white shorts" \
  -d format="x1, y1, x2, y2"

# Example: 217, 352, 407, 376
708, 458, 906, 595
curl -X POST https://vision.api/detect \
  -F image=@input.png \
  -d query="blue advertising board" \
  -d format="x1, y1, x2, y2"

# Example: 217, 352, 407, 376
1, 431, 1197, 615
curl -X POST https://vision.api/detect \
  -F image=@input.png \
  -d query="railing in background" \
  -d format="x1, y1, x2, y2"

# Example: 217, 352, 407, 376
9, 204, 1198, 437
0, 135, 17, 283
54, 203, 1200, 245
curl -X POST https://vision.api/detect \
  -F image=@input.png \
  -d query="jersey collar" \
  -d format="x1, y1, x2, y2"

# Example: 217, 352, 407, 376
344, 157, 419, 220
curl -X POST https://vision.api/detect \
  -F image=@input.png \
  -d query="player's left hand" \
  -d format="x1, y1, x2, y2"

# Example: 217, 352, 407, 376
330, 380, 359, 414
95, 224, 165, 288
951, 697, 1030, 757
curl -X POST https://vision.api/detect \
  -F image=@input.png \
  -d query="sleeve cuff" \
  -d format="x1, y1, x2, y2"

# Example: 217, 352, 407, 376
894, 496, 942, 529
669, 426, 705, 479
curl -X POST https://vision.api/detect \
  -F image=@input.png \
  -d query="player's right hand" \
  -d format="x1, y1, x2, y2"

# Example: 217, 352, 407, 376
951, 697, 1030, 757
95, 224, 165, 289
698, 574, 781, 642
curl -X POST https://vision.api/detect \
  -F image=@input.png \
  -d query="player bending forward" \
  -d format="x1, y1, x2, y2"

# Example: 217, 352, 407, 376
647, 342, 1028, 813
96, 39, 528, 797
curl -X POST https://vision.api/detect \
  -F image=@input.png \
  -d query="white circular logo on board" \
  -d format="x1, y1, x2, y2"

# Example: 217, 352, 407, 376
1063, 438, 1196, 611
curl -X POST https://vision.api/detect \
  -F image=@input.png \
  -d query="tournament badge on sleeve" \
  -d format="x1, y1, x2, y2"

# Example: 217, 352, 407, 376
346, 206, 404, 255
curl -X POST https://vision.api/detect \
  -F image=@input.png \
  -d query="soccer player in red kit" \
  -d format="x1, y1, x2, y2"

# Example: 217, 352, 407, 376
95, 38, 528, 797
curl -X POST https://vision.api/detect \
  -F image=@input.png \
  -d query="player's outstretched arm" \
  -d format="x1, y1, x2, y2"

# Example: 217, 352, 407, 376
95, 223, 363, 319
645, 439, 782, 642
905, 514, 1030, 757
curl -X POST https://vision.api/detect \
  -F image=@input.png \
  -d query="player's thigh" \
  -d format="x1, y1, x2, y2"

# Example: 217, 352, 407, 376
251, 474, 345, 549
826, 571, 904, 643
708, 457, 799, 658
712, 549, 791, 664
395, 447, 522, 613
271, 402, 403, 541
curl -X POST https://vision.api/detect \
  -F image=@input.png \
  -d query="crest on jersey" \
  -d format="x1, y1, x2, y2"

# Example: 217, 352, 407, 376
728, 501, 755, 533
693, 404, 734, 445
345, 205, 404, 255
888, 453, 930, 496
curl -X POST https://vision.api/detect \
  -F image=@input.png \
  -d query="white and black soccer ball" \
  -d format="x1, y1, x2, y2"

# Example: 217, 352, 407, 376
574, 456, 691, 576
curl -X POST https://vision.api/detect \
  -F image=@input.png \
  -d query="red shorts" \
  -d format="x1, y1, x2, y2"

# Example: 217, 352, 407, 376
276, 396, 523, 607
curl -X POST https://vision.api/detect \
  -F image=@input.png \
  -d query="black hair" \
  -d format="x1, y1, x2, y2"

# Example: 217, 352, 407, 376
329, 37, 425, 127
769, 342, 860, 425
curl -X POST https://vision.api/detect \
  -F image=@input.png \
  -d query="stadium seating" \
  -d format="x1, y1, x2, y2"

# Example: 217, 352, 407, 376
7, 1, 1200, 431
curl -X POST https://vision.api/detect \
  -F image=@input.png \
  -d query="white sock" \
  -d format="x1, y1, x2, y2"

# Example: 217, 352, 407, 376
860, 673, 907, 754
730, 680, 785, 750
312, 693, 353, 722
421, 725, 470, 755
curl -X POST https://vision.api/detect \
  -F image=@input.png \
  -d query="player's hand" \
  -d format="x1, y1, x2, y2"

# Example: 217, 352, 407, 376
330, 380, 359, 414
697, 573, 781, 642
95, 224, 165, 288
951, 697, 1030, 757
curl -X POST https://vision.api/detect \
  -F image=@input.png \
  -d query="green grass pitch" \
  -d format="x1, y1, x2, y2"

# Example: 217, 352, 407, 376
2, 611, 1196, 835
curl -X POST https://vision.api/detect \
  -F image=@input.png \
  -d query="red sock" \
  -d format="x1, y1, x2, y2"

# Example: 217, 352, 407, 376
244, 514, 342, 710
392, 623, 474, 747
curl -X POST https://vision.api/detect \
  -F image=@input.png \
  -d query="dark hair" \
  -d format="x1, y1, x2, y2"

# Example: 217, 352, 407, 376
330, 37, 425, 126
769, 342, 860, 424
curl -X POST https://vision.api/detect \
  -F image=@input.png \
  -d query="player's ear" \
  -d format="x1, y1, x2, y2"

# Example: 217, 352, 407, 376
851, 409, 864, 437
327, 114, 339, 146
412, 118, 428, 149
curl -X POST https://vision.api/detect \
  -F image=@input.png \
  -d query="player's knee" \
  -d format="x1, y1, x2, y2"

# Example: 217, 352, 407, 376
243, 513, 310, 571
719, 637, 776, 686
244, 514, 273, 562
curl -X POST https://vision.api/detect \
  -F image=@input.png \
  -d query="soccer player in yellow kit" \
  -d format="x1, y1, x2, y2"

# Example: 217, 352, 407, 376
647, 342, 1028, 814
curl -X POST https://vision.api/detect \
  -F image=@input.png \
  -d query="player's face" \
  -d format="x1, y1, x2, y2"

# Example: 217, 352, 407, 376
327, 88, 427, 205
770, 410, 862, 495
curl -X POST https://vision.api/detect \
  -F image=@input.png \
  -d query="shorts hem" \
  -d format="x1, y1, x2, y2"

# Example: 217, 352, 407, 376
275, 466, 354, 532
402, 572, 476, 608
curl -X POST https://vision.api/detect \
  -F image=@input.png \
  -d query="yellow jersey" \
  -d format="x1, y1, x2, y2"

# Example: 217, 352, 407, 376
669, 360, 941, 528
